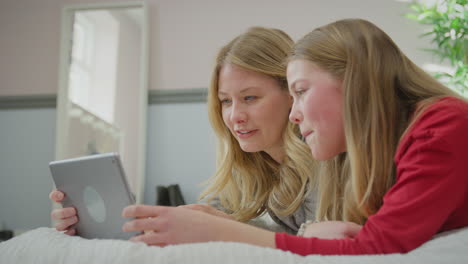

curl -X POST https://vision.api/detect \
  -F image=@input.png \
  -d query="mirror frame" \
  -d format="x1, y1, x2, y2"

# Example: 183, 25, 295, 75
55, 1, 149, 204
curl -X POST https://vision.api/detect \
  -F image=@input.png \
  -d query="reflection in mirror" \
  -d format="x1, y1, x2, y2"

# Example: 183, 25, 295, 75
56, 2, 148, 203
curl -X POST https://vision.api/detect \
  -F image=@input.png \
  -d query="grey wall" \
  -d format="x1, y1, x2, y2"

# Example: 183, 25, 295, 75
144, 103, 216, 205
0, 108, 56, 230
0, 102, 215, 231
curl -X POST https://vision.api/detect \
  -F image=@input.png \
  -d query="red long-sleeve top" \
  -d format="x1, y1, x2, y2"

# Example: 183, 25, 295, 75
276, 97, 468, 255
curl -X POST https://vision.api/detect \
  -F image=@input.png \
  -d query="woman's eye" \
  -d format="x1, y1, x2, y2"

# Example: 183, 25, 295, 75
220, 98, 231, 105
244, 96, 257, 101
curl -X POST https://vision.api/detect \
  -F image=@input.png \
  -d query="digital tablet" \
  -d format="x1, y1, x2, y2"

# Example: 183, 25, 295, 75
49, 153, 139, 240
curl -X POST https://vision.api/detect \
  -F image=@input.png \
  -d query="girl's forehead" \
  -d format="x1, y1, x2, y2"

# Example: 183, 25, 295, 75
287, 60, 316, 83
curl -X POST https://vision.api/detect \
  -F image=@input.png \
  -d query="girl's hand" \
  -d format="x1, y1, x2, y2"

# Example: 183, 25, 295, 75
302, 221, 362, 239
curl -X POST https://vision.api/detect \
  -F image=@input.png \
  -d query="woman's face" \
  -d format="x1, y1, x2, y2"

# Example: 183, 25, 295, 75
287, 59, 346, 161
218, 64, 292, 163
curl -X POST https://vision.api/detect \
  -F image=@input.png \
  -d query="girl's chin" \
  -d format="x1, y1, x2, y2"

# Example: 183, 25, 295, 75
311, 148, 345, 161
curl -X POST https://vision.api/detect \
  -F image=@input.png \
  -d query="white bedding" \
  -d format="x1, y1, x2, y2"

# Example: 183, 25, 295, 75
1, 227, 467, 264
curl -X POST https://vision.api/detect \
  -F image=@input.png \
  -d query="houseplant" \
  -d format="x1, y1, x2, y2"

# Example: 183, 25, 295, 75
406, 0, 467, 96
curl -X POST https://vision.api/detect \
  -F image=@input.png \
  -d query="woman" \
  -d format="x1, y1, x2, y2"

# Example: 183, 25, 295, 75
122, 19, 468, 255
50, 27, 318, 235
187, 26, 317, 233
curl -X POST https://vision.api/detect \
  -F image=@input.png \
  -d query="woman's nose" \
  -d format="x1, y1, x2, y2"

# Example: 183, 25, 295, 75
231, 103, 247, 124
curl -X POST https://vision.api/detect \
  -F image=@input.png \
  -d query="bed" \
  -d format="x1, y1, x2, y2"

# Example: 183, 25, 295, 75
1, 227, 467, 263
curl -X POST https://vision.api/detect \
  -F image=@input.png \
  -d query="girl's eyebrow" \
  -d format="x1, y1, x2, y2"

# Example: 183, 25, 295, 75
289, 81, 298, 92
289, 79, 308, 92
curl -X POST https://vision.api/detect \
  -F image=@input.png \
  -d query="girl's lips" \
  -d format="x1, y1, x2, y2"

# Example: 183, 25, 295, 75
302, 131, 313, 138
236, 129, 258, 139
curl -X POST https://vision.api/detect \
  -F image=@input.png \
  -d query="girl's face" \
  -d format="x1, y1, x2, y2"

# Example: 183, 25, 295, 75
218, 64, 292, 163
287, 59, 346, 160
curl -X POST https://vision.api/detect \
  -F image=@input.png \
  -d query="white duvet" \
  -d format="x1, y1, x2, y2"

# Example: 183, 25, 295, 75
1, 227, 468, 264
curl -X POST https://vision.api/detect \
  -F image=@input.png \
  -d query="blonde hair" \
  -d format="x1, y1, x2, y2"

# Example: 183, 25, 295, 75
200, 27, 315, 222
289, 19, 462, 224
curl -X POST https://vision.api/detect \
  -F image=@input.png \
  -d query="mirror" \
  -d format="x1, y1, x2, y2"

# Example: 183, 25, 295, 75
55, 2, 148, 203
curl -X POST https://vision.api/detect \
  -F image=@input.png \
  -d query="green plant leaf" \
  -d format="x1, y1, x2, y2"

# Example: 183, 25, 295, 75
418, 12, 435, 21
406, 0, 467, 95
405, 13, 419, 21
450, 17, 461, 29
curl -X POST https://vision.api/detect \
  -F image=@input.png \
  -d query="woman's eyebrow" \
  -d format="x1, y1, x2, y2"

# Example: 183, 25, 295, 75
218, 86, 258, 96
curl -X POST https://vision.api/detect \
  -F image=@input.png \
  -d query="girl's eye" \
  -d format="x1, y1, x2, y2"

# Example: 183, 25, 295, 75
244, 96, 257, 101
295, 89, 306, 96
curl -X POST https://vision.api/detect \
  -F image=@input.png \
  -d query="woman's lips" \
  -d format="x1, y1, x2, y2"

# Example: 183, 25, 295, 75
236, 129, 258, 139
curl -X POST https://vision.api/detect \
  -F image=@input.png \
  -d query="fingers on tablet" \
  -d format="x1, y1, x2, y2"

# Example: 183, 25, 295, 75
55, 216, 78, 231
49, 190, 65, 203
64, 228, 76, 236
51, 207, 76, 220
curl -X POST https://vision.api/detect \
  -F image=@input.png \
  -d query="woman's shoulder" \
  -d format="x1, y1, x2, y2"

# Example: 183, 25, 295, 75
268, 189, 317, 232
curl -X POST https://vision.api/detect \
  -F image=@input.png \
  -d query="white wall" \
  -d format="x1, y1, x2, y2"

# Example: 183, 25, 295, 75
0, 0, 432, 96
152, 0, 432, 91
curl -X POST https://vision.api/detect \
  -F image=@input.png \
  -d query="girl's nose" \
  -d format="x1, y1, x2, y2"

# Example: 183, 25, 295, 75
289, 104, 303, 124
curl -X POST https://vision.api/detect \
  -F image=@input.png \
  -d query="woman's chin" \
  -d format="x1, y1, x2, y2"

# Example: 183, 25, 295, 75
239, 144, 261, 153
